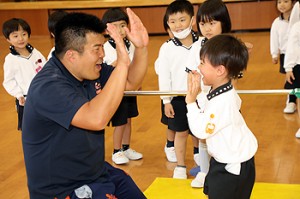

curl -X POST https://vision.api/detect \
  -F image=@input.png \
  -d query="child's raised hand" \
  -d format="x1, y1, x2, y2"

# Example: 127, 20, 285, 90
186, 71, 201, 104
124, 8, 149, 48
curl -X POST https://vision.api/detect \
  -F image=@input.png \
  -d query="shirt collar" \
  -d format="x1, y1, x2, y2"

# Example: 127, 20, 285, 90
9, 43, 34, 56
171, 30, 199, 47
108, 37, 131, 51
207, 81, 233, 100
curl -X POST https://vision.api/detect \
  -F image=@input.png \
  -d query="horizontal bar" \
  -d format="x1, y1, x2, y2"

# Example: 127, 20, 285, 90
124, 89, 293, 96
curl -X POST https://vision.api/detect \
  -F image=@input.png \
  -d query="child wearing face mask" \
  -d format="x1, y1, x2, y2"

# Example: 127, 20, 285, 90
157, 0, 200, 179
155, 11, 201, 172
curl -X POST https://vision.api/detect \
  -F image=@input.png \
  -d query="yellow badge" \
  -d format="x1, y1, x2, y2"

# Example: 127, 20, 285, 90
205, 114, 215, 134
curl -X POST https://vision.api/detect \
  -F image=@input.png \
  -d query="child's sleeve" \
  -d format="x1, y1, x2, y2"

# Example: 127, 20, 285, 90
284, 22, 300, 72
270, 18, 279, 59
157, 44, 172, 104
2, 58, 23, 99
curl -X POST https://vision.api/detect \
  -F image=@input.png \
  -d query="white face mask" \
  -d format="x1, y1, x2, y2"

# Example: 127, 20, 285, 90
171, 17, 193, 39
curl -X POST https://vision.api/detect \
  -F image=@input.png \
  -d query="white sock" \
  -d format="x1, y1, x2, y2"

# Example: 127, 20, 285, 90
199, 142, 210, 174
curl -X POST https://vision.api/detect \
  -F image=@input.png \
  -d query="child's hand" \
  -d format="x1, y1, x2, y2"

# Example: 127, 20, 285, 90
18, 96, 25, 106
164, 103, 175, 118
272, 57, 278, 64
286, 71, 295, 84
186, 71, 201, 104
124, 8, 149, 48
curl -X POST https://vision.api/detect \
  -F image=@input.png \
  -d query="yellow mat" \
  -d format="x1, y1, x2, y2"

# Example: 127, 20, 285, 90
144, 177, 300, 199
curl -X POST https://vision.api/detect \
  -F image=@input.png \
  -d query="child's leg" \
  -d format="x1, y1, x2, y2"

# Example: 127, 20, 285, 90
113, 124, 126, 150
112, 124, 129, 164
166, 128, 175, 145
191, 139, 210, 188
122, 119, 131, 145
164, 129, 177, 162
191, 135, 200, 165
284, 73, 297, 113
199, 140, 210, 174
173, 130, 189, 179
122, 118, 143, 160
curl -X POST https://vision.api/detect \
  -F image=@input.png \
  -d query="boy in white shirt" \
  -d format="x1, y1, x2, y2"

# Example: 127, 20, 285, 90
186, 34, 258, 199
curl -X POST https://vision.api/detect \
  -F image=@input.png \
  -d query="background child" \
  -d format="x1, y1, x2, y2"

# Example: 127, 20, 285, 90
102, 8, 143, 164
157, 0, 199, 179
186, 34, 258, 199
155, 12, 200, 166
284, 20, 300, 138
155, 13, 177, 163
188, 0, 232, 188
47, 10, 68, 60
270, 0, 297, 114
2, 18, 46, 131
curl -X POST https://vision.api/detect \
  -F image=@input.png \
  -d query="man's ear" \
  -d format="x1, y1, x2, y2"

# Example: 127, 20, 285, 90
65, 50, 76, 63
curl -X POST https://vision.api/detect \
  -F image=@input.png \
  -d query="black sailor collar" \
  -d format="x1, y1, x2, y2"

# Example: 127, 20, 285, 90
207, 81, 233, 100
171, 30, 199, 47
108, 37, 131, 51
9, 43, 34, 56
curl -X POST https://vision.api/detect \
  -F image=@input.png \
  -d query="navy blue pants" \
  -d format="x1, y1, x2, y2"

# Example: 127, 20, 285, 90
69, 162, 146, 199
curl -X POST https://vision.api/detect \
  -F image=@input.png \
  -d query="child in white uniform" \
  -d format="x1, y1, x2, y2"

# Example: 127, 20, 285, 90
2, 18, 46, 130
186, 34, 258, 199
188, 0, 232, 188
102, 8, 143, 165
270, 0, 297, 113
157, 0, 199, 179
155, 11, 201, 167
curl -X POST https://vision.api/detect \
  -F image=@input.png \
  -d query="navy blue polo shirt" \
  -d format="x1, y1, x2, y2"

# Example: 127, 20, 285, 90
22, 55, 114, 199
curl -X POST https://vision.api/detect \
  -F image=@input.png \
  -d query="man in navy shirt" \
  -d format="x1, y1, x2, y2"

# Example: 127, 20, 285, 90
22, 9, 148, 199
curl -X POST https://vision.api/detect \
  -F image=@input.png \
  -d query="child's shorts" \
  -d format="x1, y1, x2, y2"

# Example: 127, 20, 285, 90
109, 96, 138, 127
204, 157, 255, 199
161, 96, 189, 132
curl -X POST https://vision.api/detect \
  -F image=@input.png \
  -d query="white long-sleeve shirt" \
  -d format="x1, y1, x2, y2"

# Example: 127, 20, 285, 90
270, 16, 289, 58
187, 82, 258, 175
288, 2, 300, 34
3, 48, 46, 99
284, 21, 300, 72
157, 32, 200, 104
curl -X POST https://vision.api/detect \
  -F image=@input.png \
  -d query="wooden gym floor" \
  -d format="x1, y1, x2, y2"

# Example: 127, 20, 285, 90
0, 31, 300, 198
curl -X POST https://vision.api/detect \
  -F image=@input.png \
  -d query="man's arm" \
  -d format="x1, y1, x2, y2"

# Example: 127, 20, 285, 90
72, 9, 148, 130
